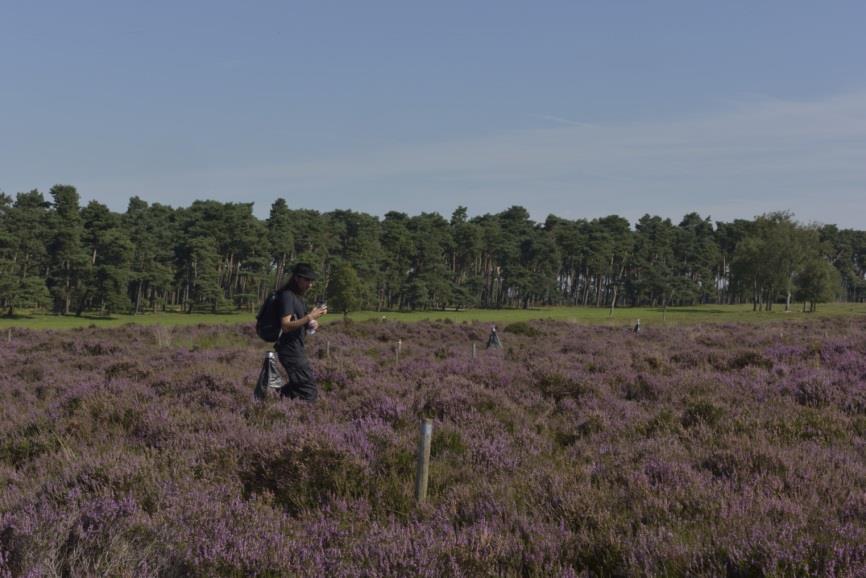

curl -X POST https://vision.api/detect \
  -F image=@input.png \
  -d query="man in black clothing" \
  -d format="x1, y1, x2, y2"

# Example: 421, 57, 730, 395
486, 324, 502, 349
275, 263, 328, 401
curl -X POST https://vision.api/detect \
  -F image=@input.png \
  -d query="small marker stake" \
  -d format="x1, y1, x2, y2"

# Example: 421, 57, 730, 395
415, 418, 433, 503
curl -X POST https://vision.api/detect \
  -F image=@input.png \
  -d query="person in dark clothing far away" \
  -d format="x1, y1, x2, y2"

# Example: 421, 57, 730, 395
275, 263, 328, 401
486, 324, 502, 349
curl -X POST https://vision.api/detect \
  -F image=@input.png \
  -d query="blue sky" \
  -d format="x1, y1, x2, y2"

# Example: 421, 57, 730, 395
2, 0, 865, 227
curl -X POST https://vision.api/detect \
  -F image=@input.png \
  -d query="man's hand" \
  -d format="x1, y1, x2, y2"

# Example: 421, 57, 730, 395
307, 318, 320, 332
308, 305, 328, 320
283, 304, 328, 333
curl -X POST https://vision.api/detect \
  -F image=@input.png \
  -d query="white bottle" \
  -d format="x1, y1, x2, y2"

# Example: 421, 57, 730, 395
308, 302, 325, 335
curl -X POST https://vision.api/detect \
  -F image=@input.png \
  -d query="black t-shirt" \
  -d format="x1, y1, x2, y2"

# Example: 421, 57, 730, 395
275, 289, 308, 360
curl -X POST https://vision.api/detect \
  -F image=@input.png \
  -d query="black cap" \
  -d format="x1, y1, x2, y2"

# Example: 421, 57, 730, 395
291, 263, 317, 280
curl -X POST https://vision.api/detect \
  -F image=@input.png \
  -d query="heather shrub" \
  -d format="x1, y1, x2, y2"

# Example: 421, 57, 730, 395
1, 423, 58, 468
728, 349, 774, 370
536, 372, 593, 401
431, 427, 467, 457
240, 443, 369, 515
2, 316, 866, 575
553, 413, 604, 447
636, 408, 682, 437
770, 407, 849, 444
503, 321, 541, 337
622, 373, 660, 401
681, 400, 725, 429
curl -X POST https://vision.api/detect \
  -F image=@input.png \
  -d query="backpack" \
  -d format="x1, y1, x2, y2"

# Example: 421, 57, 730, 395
255, 291, 282, 342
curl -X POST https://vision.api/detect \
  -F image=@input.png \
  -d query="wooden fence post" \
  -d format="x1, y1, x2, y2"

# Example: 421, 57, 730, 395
396, 339, 402, 366
415, 417, 433, 503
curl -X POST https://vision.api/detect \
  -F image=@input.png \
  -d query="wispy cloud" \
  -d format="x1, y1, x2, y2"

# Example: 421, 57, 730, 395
529, 114, 593, 127
85, 90, 866, 227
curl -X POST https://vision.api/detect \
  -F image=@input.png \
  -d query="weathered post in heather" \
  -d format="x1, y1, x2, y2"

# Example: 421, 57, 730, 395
415, 417, 433, 503
326, 339, 331, 360
472, 342, 477, 359
396, 339, 402, 366
6, 328, 11, 343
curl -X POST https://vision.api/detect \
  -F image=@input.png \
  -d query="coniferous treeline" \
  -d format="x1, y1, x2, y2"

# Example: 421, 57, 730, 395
1, 185, 864, 316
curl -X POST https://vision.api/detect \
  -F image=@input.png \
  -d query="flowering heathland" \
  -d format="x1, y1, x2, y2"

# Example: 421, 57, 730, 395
2, 317, 866, 576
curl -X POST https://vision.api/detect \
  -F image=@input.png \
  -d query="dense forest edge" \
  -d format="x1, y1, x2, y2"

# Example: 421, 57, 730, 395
1, 184, 864, 318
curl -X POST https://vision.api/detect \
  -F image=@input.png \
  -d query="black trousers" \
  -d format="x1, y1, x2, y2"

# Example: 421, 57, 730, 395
276, 354, 317, 402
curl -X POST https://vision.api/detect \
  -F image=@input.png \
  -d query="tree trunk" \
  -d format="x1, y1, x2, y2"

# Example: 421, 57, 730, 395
135, 280, 143, 314
609, 284, 618, 317
595, 276, 603, 307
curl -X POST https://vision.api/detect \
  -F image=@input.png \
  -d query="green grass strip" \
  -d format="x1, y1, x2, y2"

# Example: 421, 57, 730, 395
2, 303, 865, 331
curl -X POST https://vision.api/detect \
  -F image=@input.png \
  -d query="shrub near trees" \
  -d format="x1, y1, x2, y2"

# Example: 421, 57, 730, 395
0, 184, 864, 317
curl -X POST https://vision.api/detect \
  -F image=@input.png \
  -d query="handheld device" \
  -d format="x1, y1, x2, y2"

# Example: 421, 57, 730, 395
308, 301, 326, 335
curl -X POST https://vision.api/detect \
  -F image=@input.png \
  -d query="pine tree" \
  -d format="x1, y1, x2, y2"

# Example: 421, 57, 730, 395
46, 185, 87, 314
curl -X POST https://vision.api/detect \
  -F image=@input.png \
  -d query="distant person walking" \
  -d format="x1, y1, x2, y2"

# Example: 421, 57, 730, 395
275, 263, 328, 401
486, 324, 502, 349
